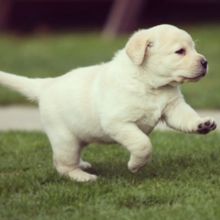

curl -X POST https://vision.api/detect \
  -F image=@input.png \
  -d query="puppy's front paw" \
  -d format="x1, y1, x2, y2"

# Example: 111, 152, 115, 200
128, 153, 152, 173
128, 161, 145, 173
197, 118, 217, 134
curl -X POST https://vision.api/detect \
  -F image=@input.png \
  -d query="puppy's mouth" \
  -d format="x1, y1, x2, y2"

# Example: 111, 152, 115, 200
169, 70, 207, 86
182, 71, 207, 82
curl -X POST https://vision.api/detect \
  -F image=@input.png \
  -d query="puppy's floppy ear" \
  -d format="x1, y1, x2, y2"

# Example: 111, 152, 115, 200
125, 30, 151, 65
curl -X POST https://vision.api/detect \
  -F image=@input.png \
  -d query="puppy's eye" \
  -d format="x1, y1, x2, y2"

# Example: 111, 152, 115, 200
175, 48, 186, 55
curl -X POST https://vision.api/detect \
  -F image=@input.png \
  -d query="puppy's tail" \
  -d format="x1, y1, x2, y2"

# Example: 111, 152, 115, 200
0, 70, 50, 102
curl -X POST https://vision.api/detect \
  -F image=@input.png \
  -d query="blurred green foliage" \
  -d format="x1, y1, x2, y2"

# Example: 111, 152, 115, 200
0, 24, 219, 107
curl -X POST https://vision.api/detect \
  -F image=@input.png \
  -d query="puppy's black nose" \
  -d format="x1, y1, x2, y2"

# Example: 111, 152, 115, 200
200, 58, 208, 69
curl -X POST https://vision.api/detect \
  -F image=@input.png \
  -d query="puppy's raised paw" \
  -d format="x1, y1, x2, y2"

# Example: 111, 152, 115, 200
197, 118, 217, 134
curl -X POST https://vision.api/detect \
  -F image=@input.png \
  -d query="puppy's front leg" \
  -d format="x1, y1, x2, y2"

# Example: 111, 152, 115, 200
104, 122, 152, 173
163, 98, 217, 134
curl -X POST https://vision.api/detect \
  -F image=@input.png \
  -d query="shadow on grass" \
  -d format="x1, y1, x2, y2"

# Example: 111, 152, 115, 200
14, 142, 218, 185
91, 152, 218, 183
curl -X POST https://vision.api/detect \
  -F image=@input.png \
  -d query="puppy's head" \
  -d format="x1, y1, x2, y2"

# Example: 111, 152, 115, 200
125, 24, 208, 88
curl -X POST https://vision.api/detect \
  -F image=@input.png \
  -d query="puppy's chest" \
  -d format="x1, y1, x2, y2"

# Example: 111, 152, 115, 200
136, 107, 161, 133
135, 97, 167, 133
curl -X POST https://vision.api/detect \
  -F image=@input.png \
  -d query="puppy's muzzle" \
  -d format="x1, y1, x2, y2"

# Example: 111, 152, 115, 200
197, 57, 208, 78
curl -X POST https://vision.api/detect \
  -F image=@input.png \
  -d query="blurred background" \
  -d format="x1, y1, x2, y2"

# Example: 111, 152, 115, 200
0, 0, 220, 108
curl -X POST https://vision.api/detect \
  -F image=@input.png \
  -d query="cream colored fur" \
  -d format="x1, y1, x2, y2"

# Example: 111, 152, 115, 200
0, 24, 216, 182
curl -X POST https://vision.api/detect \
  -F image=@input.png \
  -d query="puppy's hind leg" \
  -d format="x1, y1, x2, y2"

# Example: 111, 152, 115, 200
80, 159, 92, 170
47, 128, 97, 182
78, 142, 92, 170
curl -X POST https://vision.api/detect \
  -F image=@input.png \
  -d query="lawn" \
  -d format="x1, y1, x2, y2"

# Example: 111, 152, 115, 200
0, 24, 220, 108
0, 131, 220, 220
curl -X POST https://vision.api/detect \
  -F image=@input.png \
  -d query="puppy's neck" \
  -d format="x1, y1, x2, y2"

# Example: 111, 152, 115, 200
111, 49, 179, 95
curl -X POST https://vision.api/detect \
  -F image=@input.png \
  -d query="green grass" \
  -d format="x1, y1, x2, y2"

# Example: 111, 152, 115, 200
1, 131, 220, 220
0, 24, 220, 107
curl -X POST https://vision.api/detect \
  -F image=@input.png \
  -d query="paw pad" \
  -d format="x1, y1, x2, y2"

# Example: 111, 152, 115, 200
197, 120, 217, 134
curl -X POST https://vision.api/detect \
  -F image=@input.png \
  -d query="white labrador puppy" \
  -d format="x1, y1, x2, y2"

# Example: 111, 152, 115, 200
0, 24, 216, 182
